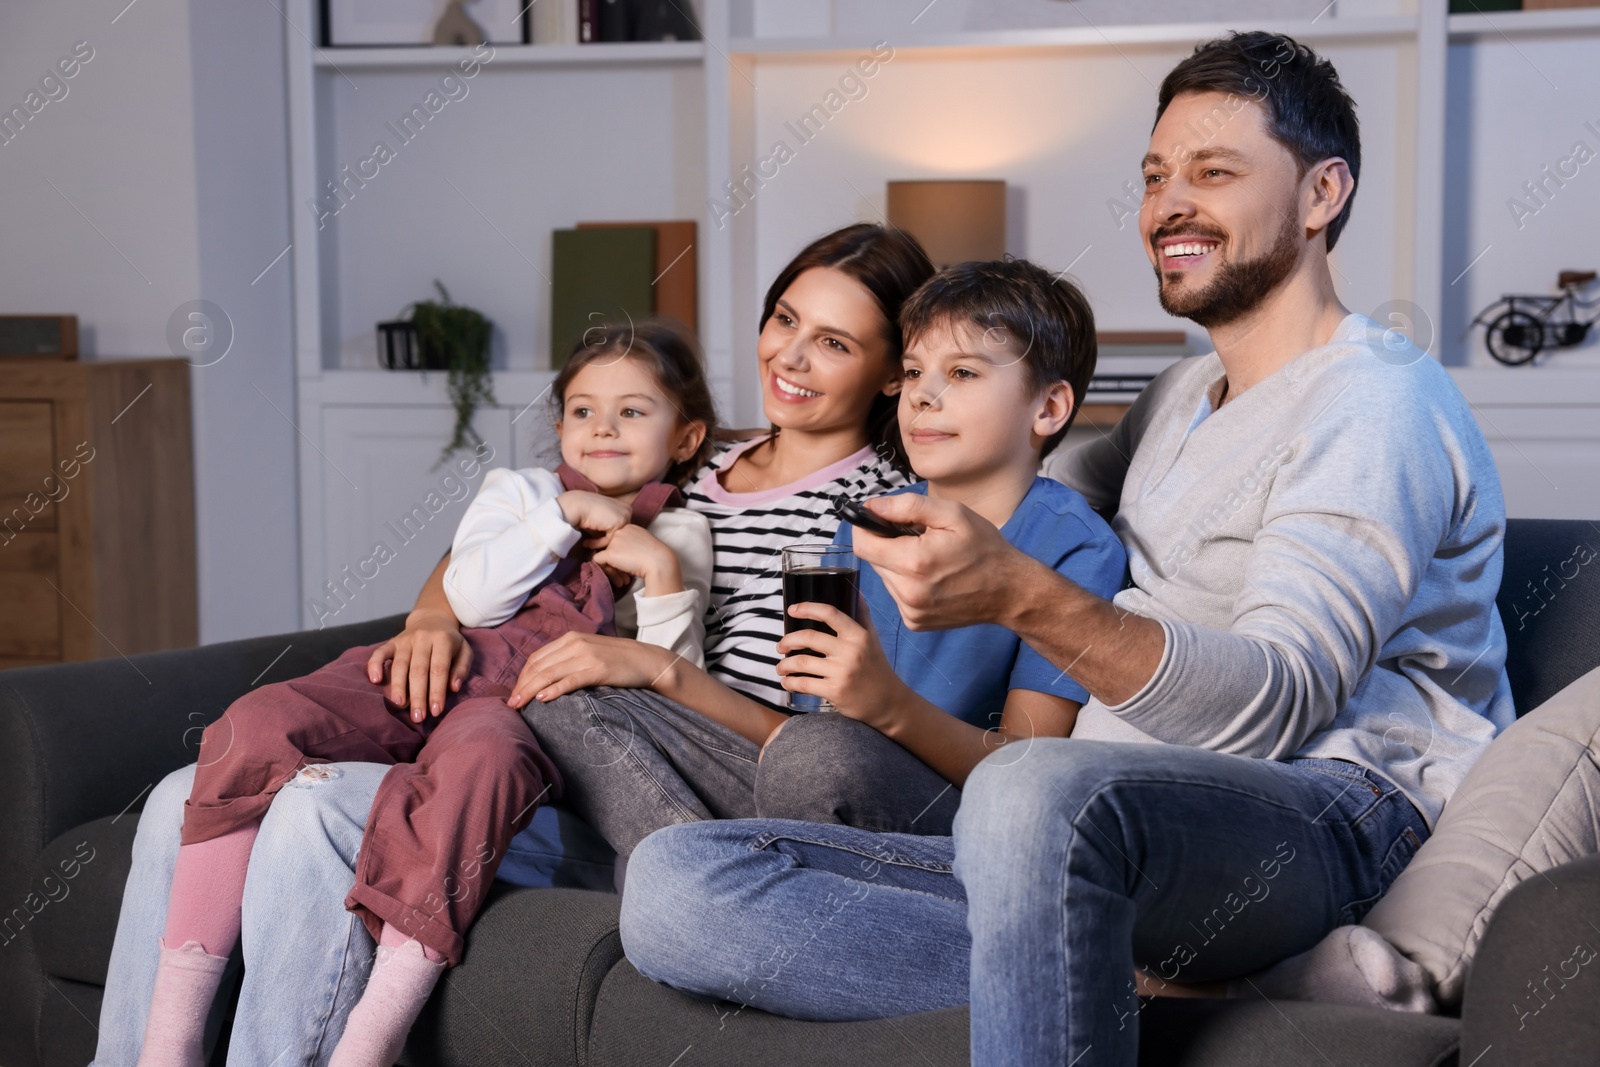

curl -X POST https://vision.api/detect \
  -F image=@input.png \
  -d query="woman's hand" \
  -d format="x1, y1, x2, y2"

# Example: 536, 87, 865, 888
557, 490, 632, 549
775, 601, 907, 730
506, 633, 679, 708
366, 608, 473, 723
591, 524, 684, 595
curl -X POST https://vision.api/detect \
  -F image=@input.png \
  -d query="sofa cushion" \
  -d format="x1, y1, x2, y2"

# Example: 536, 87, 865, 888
403, 887, 624, 1067
586, 960, 970, 1067
28, 815, 137, 987
1496, 520, 1600, 714
585, 960, 1460, 1067
1362, 664, 1600, 1006
1135, 997, 1459, 1066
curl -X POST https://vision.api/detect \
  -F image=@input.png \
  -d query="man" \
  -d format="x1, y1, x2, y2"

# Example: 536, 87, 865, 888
616, 31, 1512, 1067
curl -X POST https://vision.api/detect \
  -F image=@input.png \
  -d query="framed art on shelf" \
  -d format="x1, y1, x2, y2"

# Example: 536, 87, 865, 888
322, 0, 532, 47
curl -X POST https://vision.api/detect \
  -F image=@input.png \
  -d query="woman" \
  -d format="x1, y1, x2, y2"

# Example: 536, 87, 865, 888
92, 222, 934, 1065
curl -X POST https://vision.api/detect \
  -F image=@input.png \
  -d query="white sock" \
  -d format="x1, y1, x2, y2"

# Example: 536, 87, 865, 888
328, 937, 446, 1067
135, 938, 230, 1067
1231, 925, 1435, 1013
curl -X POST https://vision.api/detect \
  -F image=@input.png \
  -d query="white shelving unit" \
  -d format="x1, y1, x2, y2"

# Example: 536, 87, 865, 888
279, 0, 1600, 628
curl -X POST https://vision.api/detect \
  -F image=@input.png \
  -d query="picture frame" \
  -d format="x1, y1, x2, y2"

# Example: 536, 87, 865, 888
322, 0, 532, 47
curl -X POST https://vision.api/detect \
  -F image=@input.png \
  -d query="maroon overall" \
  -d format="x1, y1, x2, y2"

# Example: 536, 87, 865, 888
184, 464, 682, 965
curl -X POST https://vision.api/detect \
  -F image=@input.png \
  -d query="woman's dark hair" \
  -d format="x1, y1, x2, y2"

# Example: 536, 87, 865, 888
552, 318, 719, 489
898, 257, 1096, 459
1156, 31, 1361, 251
759, 223, 935, 476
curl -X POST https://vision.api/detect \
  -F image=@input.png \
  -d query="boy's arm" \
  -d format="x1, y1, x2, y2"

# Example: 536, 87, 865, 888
866, 686, 1079, 788
652, 657, 791, 746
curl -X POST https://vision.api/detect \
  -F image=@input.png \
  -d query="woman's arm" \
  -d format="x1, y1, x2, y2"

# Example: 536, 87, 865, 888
507, 633, 788, 746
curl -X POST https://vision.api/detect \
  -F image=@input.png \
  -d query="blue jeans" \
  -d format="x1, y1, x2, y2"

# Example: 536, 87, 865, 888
92, 762, 614, 1065
620, 739, 1429, 1067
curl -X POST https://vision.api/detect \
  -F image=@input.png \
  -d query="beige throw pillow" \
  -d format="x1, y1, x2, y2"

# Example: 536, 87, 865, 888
1361, 664, 1600, 1007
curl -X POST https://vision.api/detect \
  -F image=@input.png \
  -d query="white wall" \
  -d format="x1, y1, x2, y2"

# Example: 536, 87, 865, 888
0, 0, 301, 644
1443, 33, 1600, 368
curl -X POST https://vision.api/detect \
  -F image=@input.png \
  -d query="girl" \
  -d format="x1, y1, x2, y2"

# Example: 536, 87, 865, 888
132, 321, 715, 1067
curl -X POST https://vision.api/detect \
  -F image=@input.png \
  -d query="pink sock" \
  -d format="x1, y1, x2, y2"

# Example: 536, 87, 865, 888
328, 923, 447, 1067
164, 821, 260, 957
135, 939, 229, 1067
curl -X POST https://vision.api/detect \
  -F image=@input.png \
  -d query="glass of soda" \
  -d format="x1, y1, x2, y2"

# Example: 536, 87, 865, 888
781, 544, 859, 712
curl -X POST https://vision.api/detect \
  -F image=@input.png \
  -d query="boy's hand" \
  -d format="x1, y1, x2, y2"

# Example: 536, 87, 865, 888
507, 632, 679, 708
775, 599, 906, 729
591, 524, 684, 595
557, 490, 632, 547
367, 609, 473, 723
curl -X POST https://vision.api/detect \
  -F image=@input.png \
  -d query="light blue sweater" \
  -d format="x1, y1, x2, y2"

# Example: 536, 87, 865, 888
1052, 313, 1515, 829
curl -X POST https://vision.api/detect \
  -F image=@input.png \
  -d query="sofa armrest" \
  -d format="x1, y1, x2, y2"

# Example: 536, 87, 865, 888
0, 614, 404, 1067
1459, 852, 1600, 1063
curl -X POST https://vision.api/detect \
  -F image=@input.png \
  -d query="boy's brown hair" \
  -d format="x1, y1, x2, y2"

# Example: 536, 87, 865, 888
898, 257, 1097, 458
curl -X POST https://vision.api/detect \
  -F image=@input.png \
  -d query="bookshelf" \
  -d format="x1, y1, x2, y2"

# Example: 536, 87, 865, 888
279, 0, 1600, 627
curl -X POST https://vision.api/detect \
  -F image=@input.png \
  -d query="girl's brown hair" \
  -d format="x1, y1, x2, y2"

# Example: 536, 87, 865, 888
759, 223, 934, 477
552, 318, 719, 489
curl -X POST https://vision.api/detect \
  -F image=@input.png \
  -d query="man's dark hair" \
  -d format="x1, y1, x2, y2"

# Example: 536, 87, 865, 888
898, 257, 1096, 459
1156, 31, 1361, 251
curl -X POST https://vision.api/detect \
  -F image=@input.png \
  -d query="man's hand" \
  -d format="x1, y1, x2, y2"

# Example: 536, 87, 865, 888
775, 600, 908, 729
507, 632, 678, 708
557, 490, 632, 549
591, 524, 684, 595
850, 493, 1035, 631
366, 609, 473, 723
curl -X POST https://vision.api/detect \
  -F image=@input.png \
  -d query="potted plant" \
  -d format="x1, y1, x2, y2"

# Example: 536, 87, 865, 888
408, 280, 494, 465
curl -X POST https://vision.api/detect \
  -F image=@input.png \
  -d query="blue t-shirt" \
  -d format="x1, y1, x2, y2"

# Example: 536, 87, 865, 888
834, 477, 1128, 729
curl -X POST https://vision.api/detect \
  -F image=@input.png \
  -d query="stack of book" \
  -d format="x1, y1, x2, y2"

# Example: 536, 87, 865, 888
535, 0, 702, 43
550, 220, 698, 368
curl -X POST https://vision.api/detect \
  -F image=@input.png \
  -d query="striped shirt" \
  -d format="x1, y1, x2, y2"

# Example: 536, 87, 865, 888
682, 434, 908, 711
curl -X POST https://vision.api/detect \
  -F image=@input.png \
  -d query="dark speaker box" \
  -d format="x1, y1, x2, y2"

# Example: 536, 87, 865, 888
0, 315, 79, 359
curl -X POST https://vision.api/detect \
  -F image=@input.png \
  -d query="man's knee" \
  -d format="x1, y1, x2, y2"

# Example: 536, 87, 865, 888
619, 822, 747, 981
957, 738, 1135, 854
754, 713, 880, 821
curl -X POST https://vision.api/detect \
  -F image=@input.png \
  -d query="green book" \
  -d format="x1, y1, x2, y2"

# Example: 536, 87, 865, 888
550, 226, 657, 369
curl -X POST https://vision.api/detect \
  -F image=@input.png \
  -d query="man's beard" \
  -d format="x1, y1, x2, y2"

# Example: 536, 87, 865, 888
1154, 214, 1302, 329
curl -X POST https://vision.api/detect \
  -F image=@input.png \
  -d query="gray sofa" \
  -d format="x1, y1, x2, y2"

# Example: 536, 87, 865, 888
5, 518, 1598, 1067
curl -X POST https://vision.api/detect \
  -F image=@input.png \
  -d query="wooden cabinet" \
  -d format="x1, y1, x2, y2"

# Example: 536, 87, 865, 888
0, 359, 196, 668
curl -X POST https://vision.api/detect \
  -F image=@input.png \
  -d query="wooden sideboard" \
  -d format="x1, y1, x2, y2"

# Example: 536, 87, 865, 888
0, 359, 196, 668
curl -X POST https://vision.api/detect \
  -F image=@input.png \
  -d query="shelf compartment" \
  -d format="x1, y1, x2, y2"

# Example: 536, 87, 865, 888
313, 42, 705, 70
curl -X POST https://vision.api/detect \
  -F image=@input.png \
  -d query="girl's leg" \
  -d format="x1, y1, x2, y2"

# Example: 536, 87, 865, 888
331, 699, 556, 1065
619, 819, 970, 1021
145, 646, 428, 1065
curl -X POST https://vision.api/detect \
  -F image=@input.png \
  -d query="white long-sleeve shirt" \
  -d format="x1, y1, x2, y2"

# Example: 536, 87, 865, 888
443, 467, 713, 668
1046, 313, 1514, 830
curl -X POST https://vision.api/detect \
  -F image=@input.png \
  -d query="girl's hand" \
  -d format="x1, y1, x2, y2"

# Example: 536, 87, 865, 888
506, 632, 679, 708
775, 600, 905, 729
366, 609, 473, 723
557, 490, 632, 548
591, 524, 684, 595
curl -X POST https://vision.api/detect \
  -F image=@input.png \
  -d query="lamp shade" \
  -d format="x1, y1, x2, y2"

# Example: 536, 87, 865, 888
886, 180, 1006, 267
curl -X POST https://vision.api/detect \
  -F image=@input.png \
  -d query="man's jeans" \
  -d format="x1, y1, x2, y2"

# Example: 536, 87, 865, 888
620, 739, 1430, 1067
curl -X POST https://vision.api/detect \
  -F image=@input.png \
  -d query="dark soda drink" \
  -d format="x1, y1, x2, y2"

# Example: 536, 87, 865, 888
780, 545, 858, 711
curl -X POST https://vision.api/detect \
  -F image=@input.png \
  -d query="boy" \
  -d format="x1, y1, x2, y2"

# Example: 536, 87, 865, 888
764, 257, 1128, 826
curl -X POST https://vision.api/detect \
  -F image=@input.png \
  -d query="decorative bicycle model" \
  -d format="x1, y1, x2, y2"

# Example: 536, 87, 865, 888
1472, 270, 1599, 366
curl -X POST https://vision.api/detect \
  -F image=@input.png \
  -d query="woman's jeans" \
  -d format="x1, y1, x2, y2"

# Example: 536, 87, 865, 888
620, 739, 1431, 1067
90, 761, 613, 1066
